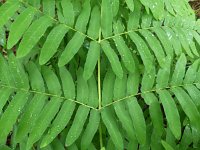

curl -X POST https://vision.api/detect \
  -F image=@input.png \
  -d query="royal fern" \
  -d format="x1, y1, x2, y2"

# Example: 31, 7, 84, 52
0, 0, 200, 150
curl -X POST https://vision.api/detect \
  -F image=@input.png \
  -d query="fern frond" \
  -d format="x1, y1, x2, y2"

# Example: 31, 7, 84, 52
100, 53, 200, 148
0, 0, 199, 78
0, 49, 103, 148
1, 0, 200, 149
0, 52, 199, 150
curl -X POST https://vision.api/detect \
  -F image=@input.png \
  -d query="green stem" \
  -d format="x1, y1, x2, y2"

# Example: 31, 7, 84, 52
98, 59, 102, 109
98, 27, 103, 149
99, 122, 103, 149
98, 58, 103, 149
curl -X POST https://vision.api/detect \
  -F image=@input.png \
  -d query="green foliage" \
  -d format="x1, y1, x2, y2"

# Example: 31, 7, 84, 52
0, 0, 200, 149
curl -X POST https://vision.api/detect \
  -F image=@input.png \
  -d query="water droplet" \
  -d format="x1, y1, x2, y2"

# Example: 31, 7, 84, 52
166, 32, 172, 40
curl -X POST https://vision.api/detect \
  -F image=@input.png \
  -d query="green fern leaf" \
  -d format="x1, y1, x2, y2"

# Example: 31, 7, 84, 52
101, 41, 123, 78
127, 1, 141, 30
140, 0, 164, 19
74, 0, 91, 33
113, 21, 135, 73
26, 67, 62, 149
26, 97, 62, 150
163, 27, 182, 56
161, 140, 174, 150
51, 138, 65, 150
88, 74, 99, 108
39, 24, 68, 65
152, 28, 174, 57
65, 106, 90, 146
83, 42, 100, 80
171, 53, 187, 85
101, 108, 124, 150
42, 0, 55, 18
163, 0, 175, 15
81, 110, 100, 150
192, 30, 200, 48
111, 0, 119, 17
125, 0, 134, 11
41, 66, 62, 95
156, 60, 171, 89
179, 125, 193, 150
184, 85, 200, 107
0, 1, 20, 28
141, 67, 156, 92
101, 0, 113, 38
139, 30, 166, 67
149, 101, 164, 137
58, 33, 85, 67
15, 62, 46, 143
40, 67, 76, 147
25, 61, 45, 91
174, 28, 194, 58
59, 67, 75, 99
0, 88, 13, 113
0, 54, 13, 85
61, 0, 74, 26
7, 53, 29, 89
129, 32, 154, 73
0, 91, 29, 144
113, 74, 136, 141
172, 87, 200, 131
113, 35, 136, 73
158, 90, 181, 139
76, 68, 89, 104
87, 6, 100, 39
102, 68, 116, 106
40, 101, 75, 148
127, 98, 146, 144
7, 7, 35, 49
184, 59, 200, 84
17, 16, 53, 58
126, 72, 147, 144
184, 30, 199, 57
16, 94, 46, 143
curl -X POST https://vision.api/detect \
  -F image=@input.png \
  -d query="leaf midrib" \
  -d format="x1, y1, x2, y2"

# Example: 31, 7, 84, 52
0, 82, 198, 111
18, 0, 196, 43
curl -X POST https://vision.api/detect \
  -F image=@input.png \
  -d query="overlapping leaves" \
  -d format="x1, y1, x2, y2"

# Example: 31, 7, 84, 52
1, 51, 200, 149
0, 52, 99, 149
1, 0, 200, 149
0, 0, 198, 80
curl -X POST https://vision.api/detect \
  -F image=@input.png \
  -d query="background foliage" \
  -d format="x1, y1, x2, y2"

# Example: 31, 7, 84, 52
0, 0, 200, 149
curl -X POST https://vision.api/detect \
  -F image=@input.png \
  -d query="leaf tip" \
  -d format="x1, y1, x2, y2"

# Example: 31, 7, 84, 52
39, 58, 46, 65
83, 71, 90, 81
16, 50, 26, 59
40, 140, 48, 149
